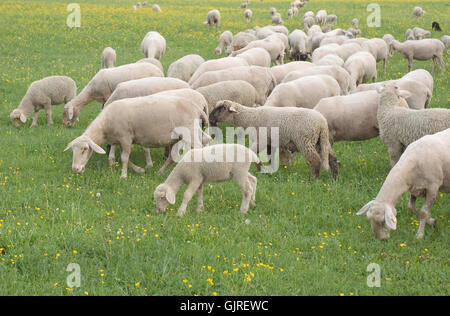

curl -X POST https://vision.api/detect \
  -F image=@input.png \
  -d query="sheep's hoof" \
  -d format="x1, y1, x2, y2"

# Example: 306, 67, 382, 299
196, 207, 204, 213
177, 210, 186, 217
120, 174, 128, 179
145, 163, 153, 169
427, 218, 437, 226
250, 201, 256, 208
240, 208, 249, 214
134, 167, 145, 174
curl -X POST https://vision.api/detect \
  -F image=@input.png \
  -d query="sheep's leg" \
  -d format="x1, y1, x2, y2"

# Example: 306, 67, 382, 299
144, 148, 153, 168
438, 55, 445, 74
383, 58, 387, 73
44, 104, 53, 126
109, 145, 116, 165
248, 173, 257, 207
387, 142, 404, 167
128, 160, 145, 174
408, 57, 413, 72
196, 184, 204, 213
235, 173, 253, 214
329, 149, 339, 180
31, 111, 39, 127
159, 144, 175, 174
432, 57, 438, 73
119, 142, 132, 178
177, 178, 203, 217
298, 144, 321, 179
416, 189, 438, 239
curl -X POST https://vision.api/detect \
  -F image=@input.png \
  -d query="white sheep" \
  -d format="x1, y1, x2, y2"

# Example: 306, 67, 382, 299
101, 47, 116, 69
288, 30, 309, 61
376, 82, 450, 167
227, 31, 257, 54
188, 57, 249, 86
232, 47, 272, 67
405, 28, 415, 41
361, 38, 390, 72
441, 35, 450, 51
312, 43, 362, 63
315, 10, 327, 26
282, 65, 352, 95
401, 69, 434, 95
152, 4, 161, 12
270, 61, 315, 84
63, 62, 163, 126
136, 57, 164, 73
215, 31, 233, 55
412, 27, 431, 40
271, 12, 283, 25
204, 10, 221, 28
265, 75, 341, 109
314, 54, 345, 67
412, 6, 425, 18
65, 94, 210, 178
287, 8, 294, 20
326, 14, 337, 25
320, 35, 350, 47
167, 54, 205, 82
357, 128, 449, 240
307, 25, 323, 38
351, 18, 359, 28
230, 34, 286, 65
141, 31, 166, 60
270, 7, 277, 16
392, 39, 445, 73
302, 16, 315, 31
344, 51, 377, 90
10, 76, 76, 127
154, 144, 259, 216
244, 9, 253, 22
382, 34, 395, 57
209, 100, 339, 179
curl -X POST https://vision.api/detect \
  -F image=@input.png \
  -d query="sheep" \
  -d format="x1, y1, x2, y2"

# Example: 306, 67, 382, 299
315, 54, 345, 67
188, 57, 249, 86
101, 47, 116, 69
303, 11, 314, 19
136, 57, 164, 73
344, 51, 377, 90
65, 94, 210, 178
271, 12, 283, 25
312, 43, 362, 63
282, 65, 352, 95
412, 27, 431, 40
315, 10, 327, 26
152, 4, 161, 12
265, 25, 289, 36
270, 61, 315, 84
376, 82, 450, 167
232, 47, 272, 67
302, 16, 315, 31
196, 80, 257, 113
314, 90, 409, 144
401, 69, 434, 95
291, 6, 299, 17
357, 128, 450, 240
320, 35, 349, 47
392, 39, 445, 73
167, 54, 205, 83
244, 9, 253, 22
307, 25, 323, 37
63, 62, 163, 126
215, 31, 233, 55
405, 28, 415, 41
227, 31, 257, 54
311, 29, 346, 51
382, 34, 395, 57
361, 38, 390, 72
413, 6, 425, 18
190, 66, 277, 106
230, 34, 286, 65
265, 75, 341, 109
209, 100, 339, 179
441, 35, 450, 51
154, 144, 259, 216
346, 27, 361, 38
288, 30, 309, 61
351, 18, 359, 28
141, 31, 166, 60
270, 7, 277, 16
254, 27, 276, 40
240, 1, 249, 9
326, 14, 337, 26
204, 9, 221, 28
103, 77, 189, 107
10, 76, 76, 127
287, 8, 294, 20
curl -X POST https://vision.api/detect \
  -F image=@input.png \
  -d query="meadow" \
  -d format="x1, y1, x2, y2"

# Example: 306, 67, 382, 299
0, 0, 448, 296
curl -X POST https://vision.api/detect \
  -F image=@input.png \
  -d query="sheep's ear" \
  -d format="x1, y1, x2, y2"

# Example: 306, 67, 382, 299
398, 90, 412, 99
357, 200, 373, 216
88, 139, 106, 154
228, 106, 237, 113
19, 113, 27, 123
67, 106, 74, 120
165, 188, 176, 205
384, 206, 397, 230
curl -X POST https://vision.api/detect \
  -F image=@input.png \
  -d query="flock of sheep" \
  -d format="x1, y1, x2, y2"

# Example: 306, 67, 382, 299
8, 1, 449, 241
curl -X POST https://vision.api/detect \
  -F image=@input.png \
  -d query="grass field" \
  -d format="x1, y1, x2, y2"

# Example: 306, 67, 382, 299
0, 0, 449, 296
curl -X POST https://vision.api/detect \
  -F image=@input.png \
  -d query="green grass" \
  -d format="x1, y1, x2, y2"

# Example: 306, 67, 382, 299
0, 0, 449, 296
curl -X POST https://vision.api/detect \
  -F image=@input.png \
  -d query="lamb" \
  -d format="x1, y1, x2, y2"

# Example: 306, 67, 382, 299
271, 13, 283, 25
232, 47, 272, 67
152, 4, 161, 12
188, 57, 249, 86
63, 62, 163, 126
204, 9, 221, 28
167, 54, 205, 82
65, 94, 210, 178
314, 90, 409, 144
215, 31, 233, 55
209, 100, 339, 179
314, 54, 345, 67
392, 39, 445, 73
141, 31, 166, 60
315, 10, 327, 26
288, 30, 309, 61
190, 66, 277, 106
357, 128, 450, 240
103, 77, 189, 107
361, 38, 390, 72
244, 9, 253, 22
376, 82, 450, 167
344, 51, 377, 90
413, 6, 425, 18
264, 75, 341, 109
136, 57, 164, 73
230, 34, 286, 65
282, 65, 352, 95
270, 61, 315, 84
412, 27, 431, 40
10, 76, 76, 127
154, 144, 259, 216
227, 32, 257, 54
101, 47, 116, 69
405, 29, 415, 41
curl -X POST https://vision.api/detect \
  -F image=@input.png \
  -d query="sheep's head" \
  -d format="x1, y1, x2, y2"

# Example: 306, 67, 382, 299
154, 183, 176, 213
357, 200, 397, 240
64, 136, 106, 174
62, 104, 76, 127
209, 100, 238, 126
215, 47, 222, 55
9, 109, 27, 127
376, 83, 412, 104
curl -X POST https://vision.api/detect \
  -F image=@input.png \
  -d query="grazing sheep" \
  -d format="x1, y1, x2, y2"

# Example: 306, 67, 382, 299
401, 69, 434, 95
361, 38, 390, 72
204, 9, 221, 28
141, 31, 166, 60
63, 62, 163, 126
241, 1, 249, 9
344, 51, 377, 90
190, 66, 277, 106
65, 94, 210, 178
282, 65, 352, 95
244, 9, 253, 22
346, 27, 361, 38
351, 18, 359, 28
154, 144, 259, 216
227, 31, 257, 54
307, 25, 323, 38
265, 75, 341, 109
271, 12, 283, 25
441, 35, 450, 50
270, 61, 315, 84
326, 14, 338, 25
302, 16, 315, 31
270, 7, 277, 16
136, 57, 164, 73
315, 54, 345, 67
287, 8, 294, 20
382, 34, 395, 57
405, 29, 415, 41
311, 29, 346, 51
230, 34, 286, 65
101, 47, 116, 69
188, 57, 249, 86
209, 100, 339, 179
392, 39, 445, 73
215, 31, 233, 55
288, 30, 309, 61
264, 25, 289, 36
152, 4, 161, 12
320, 35, 349, 47
357, 128, 450, 240
376, 82, 450, 167
413, 6, 425, 18
167, 54, 205, 82
315, 90, 408, 144
412, 27, 431, 40
312, 43, 362, 63
232, 47, 272, 67
10, 76, 76, 127
315, 10, 327, 26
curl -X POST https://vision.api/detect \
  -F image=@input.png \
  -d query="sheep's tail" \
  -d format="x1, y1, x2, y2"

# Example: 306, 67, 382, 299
425, 88, 432, 108
249, 148, 262, 169
319, 125, 330, 171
